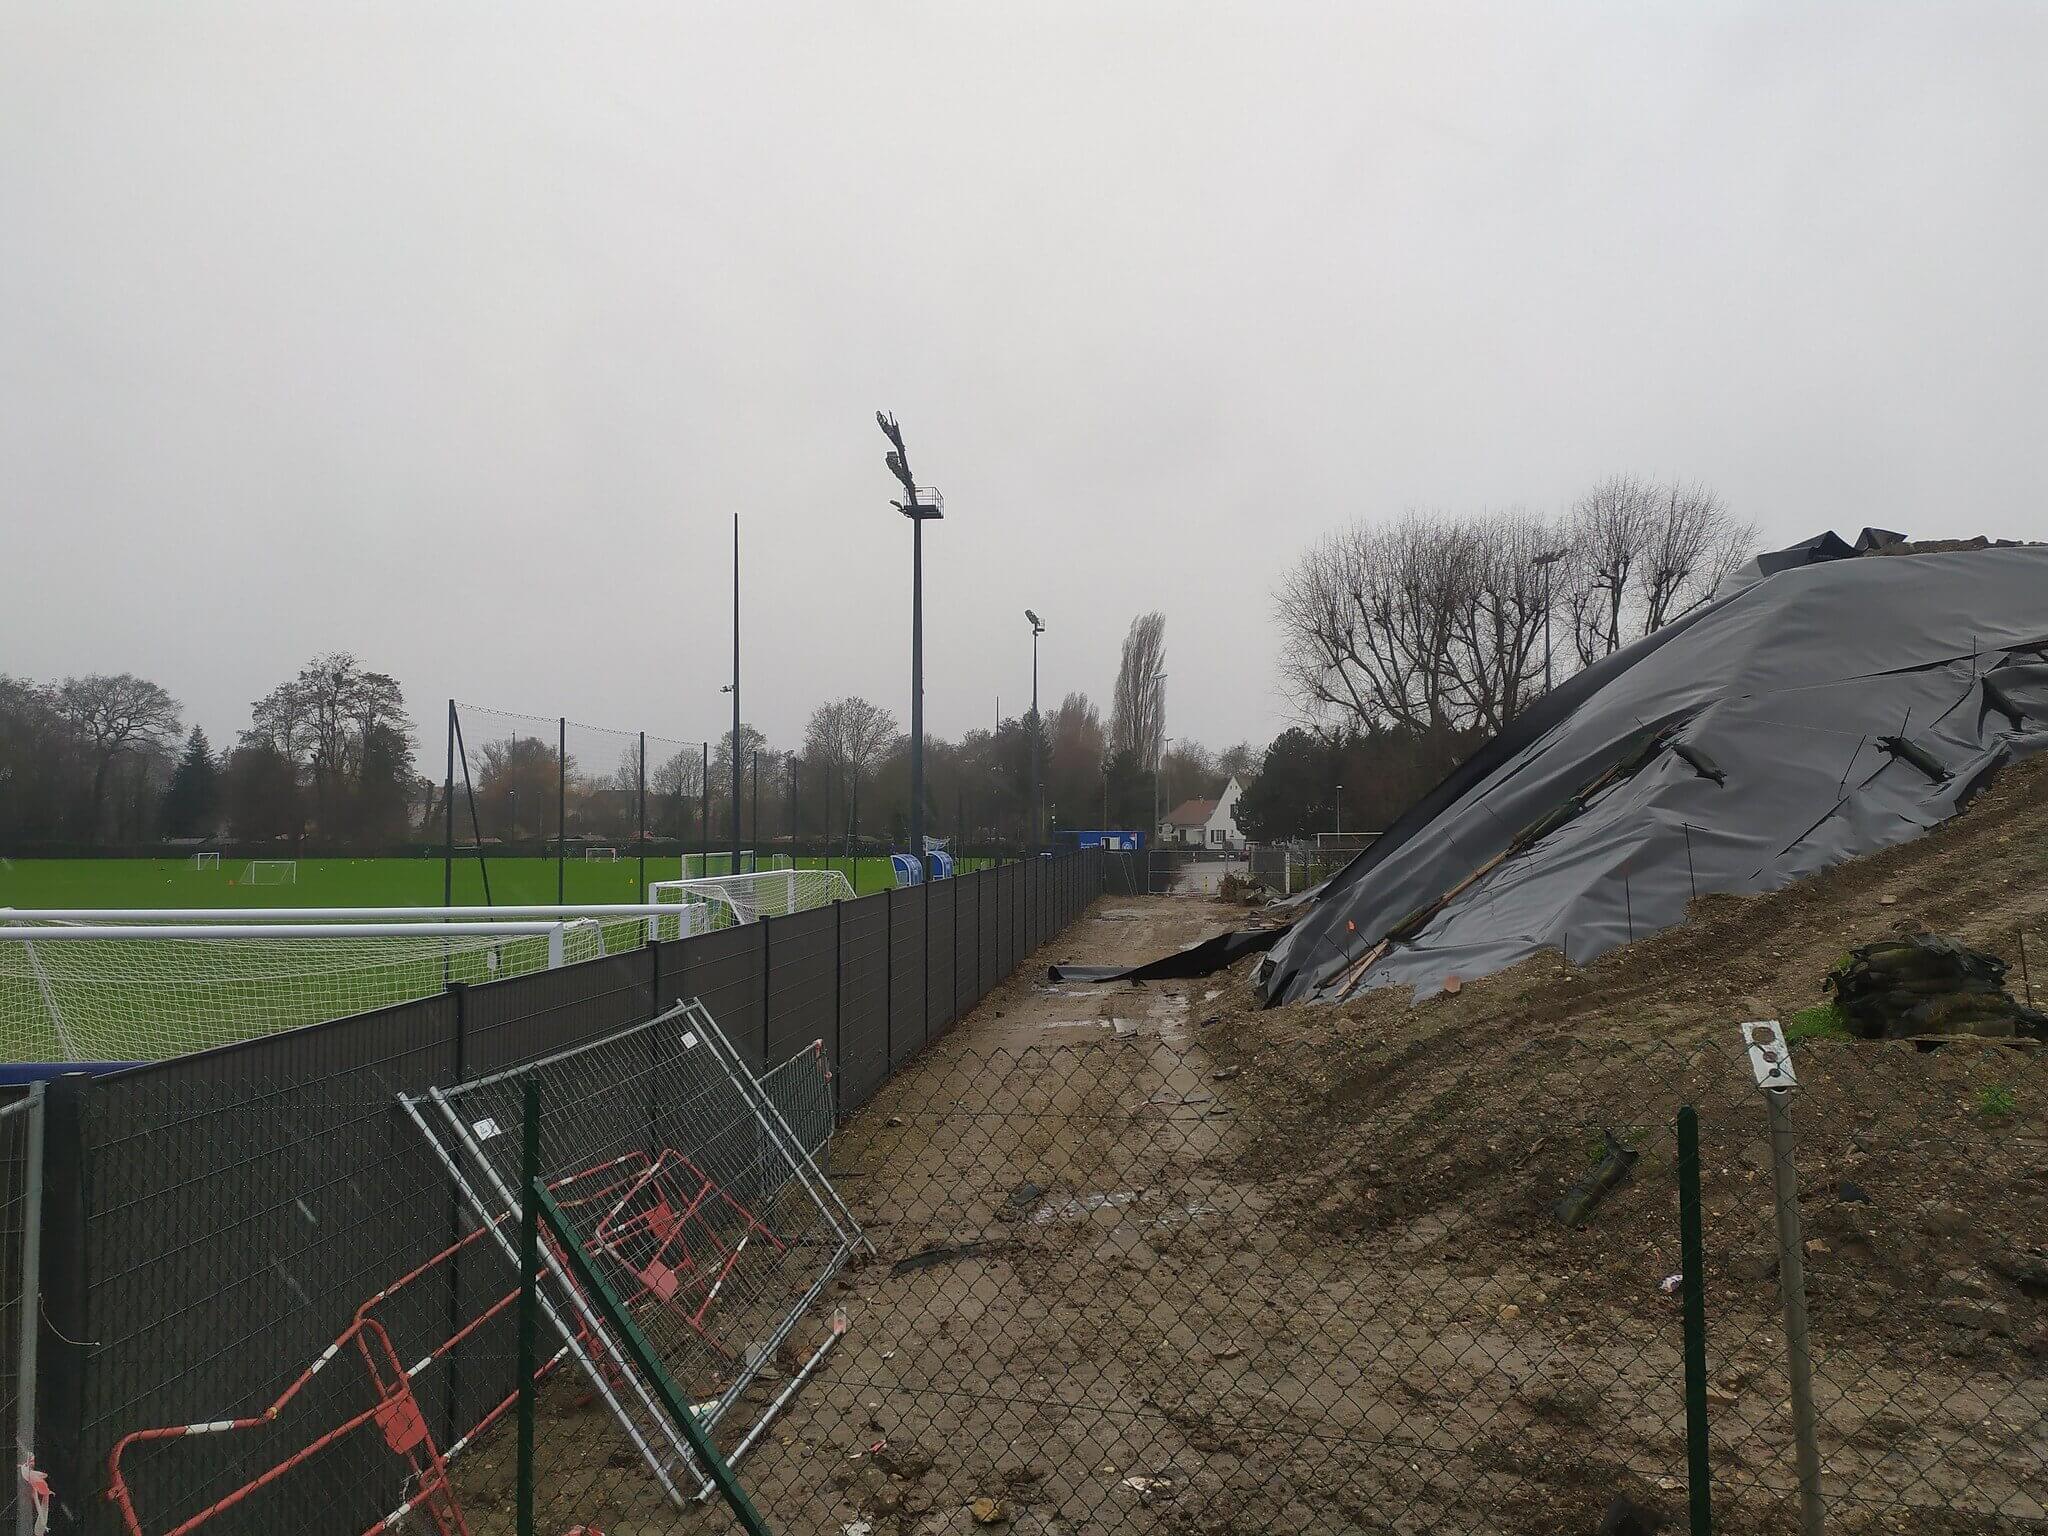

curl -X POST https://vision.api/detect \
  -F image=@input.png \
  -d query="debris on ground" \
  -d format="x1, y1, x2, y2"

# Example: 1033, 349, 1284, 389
1554, 1128, 1640, 1226
1827, 932, 2048, 1040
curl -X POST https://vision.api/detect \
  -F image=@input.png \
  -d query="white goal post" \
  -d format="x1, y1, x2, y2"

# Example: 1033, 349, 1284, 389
582, 847, 621, 862
647, 868, 856, 934
190, 852, 220, 870
243, 859, 297, 886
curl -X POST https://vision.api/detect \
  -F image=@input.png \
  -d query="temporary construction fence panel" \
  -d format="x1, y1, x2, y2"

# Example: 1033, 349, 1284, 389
403, 1000, 865, 1502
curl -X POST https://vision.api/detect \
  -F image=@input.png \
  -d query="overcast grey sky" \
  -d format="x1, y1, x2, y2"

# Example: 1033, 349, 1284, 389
5, 2, 2045, 763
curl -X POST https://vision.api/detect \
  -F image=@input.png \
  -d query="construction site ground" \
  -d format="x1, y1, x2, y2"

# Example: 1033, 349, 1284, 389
464, 757, 2048, 1534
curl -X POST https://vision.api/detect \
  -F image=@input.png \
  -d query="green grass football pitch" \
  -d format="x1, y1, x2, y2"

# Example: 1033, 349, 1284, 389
0, 853, 933, 911
0, 853, 992, 1062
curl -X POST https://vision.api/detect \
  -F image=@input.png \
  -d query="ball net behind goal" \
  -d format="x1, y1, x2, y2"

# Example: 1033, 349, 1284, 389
646, 868, 857, 934
0, 923, 614, 1063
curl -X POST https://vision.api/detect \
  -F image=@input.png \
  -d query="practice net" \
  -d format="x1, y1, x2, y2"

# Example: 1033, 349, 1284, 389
647, 868, 857, 934
242, 860, 297, 886
0, 921, 615, 1063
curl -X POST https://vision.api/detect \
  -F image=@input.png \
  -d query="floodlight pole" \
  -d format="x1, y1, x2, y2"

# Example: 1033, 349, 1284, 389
730, 514, 742, 870
1026, 610, 1045, 852
880, 411, 942, 877
1149, 673, 1168, 844
1336, 782, 1343, 838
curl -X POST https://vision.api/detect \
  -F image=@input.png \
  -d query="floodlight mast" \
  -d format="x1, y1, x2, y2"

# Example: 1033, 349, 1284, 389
879, 411, 942, 876
1026, 610, 1045, 851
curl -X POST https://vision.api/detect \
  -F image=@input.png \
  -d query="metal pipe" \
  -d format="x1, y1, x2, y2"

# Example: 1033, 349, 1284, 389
1768, 1087, 1825, 1536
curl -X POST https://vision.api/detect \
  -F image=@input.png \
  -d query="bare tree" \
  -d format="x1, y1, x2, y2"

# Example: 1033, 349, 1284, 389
1563, 476, 1755, 663
1276, 512, 1551, 741
56, 672, 182, 838
1108, 613, 1167, 762
803, 697, 900, 784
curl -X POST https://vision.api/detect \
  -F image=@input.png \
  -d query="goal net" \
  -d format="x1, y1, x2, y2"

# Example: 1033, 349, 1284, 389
647, 868, 856, 933
243, 860, 297, 886
682, 851, 749, 877
582, 847, 621, 862
190, 852, 220, 870
400, 999, 864, 1501
0, 920, 608, 1063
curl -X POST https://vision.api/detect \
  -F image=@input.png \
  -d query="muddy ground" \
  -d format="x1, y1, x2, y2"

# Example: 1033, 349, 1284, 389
460, 760, 2048, 1535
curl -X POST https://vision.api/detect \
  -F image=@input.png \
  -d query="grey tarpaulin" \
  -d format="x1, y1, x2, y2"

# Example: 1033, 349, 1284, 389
1258, 544, 2048, 1006
1048, 924, 1288, 984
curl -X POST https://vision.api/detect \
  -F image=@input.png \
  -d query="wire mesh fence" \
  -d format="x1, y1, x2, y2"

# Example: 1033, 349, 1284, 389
706, 1013, 2046, 1534
14, 843, 2044, 1534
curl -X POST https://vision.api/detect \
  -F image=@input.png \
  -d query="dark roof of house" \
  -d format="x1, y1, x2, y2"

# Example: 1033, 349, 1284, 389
1164, 797, 1220, 827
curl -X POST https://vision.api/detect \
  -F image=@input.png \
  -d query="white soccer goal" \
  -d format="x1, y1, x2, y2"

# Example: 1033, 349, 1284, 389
0, 919, 606, 1063
582, 847, 620, 862
647, 868, 856, 933
680, 850, 758, 878
243, 859, 297, 886
190, 851, 220, 871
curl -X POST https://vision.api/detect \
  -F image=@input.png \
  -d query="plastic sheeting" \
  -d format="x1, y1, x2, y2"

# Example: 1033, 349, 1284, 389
1258, 544, 2048, 1006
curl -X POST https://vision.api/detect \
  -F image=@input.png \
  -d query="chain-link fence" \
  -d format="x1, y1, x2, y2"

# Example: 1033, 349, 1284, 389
14, 858, 2047, 1534
713, 1019, 2046, 1534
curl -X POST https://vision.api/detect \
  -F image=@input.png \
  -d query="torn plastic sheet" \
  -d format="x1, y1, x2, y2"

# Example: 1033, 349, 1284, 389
1048, 924, 1289, 984
1260, 544, 2048, 1006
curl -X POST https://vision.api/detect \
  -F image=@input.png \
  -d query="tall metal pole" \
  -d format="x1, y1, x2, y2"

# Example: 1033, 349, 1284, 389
880, 411, 941, 877
636, 731, 646, 901
556, 716, 566, 903
1026, 610, 1045, 852
731, 513, 742, 871
750, 749, 759, 863
443, 700, 455, 906
911, 511, 925, 871
1150, 673, 1168, 845
1769, 1087, 1825, 1536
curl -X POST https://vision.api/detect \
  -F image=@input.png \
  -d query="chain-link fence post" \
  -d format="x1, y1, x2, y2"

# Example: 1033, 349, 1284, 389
1742, 1021, 1824, 1536
1677, 1102, 1712, 1536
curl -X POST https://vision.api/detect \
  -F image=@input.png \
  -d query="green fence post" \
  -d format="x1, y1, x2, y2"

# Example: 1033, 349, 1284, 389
1678, 1103, 1712, 1535
517, 1079, 542, 1535
533, 1182, 776, 1534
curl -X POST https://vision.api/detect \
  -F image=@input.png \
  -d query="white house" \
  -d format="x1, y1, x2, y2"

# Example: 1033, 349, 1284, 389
1159, 775, 1245, 851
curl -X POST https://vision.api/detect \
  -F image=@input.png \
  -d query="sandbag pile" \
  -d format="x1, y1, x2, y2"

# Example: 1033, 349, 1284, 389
1826, 933, 2048, 1041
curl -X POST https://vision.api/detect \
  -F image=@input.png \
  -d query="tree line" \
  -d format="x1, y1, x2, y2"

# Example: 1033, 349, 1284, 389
0, 655, 423, 850
1248, 474, 1756, 842
0, 622, 1255, 853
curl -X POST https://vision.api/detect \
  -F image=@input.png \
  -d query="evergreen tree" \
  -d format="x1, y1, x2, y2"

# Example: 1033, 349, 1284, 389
160, 727, 220, 838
